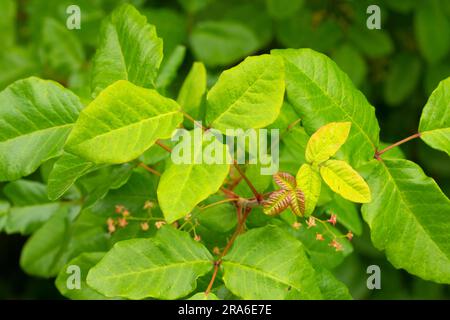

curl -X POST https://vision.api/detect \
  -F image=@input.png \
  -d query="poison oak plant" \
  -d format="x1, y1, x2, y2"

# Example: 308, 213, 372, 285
0, 3, 449, 300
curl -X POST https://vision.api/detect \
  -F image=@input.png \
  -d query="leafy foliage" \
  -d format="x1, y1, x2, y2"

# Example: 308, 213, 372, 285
0, 0, 449, 301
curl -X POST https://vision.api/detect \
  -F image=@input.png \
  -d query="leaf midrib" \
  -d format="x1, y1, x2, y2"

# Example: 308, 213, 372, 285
93, 260, 210, 281
285, 58, 377, 151
222, 260, 302, 293
0, 123, 73, 144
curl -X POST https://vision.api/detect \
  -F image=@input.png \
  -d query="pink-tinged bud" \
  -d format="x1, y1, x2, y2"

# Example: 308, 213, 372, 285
108, 224, 116, 234
140, 222, 149, 231
106, 217, 115, 226
143, 201, 154, 210
155, 221, 166, 229
316, 233, 325, 241
292, 221, 302, 230
329, 239, 343, 251
194, 235, 201, 242
213, 247, 221, 255
115, 205, 124, 214
306, 217, 316, 228
327, 214, 337, 226
346, 231, 353, 241
122, 210, 130, 217
117, 218, 128, 228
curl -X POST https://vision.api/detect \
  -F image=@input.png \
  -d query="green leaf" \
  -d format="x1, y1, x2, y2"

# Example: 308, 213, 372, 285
55, 252, 113, 300
361, 159, 450, 284
419, 77, 450, 156
157, 131, 230, 223
156, 45, 186, 91
279, 127, 309, 174
296, 164, 321, 216
65, 80, 183, 164
177, 62, 207, 126
39, 18, 85, 76
48, 153, 100, 201
305, 122, 351, 164
222, 225, 326, 299
3, 180, 63, 235
87, 226, 213, 299
84, 163, 135, 207
320, 160, 371, 203
193, 195, 237, 233
384, 53, 422, 107
143, 8, 187, 55
188, 292, 219, 300
265, 0, 303, 19
206, 54, 285, 132
190, 21, 260, 67
20, 206, 78, 277
272, 49, 380, 167
91, 4, 163, 96
414, 0, 450, 64
315, 267, 352, 300
0, 77, 83, 181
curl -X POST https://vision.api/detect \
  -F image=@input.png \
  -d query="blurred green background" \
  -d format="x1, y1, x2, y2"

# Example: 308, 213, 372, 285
0, 0, 449, 299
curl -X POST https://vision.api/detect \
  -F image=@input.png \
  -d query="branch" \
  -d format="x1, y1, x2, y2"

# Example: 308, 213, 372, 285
374, 133, 420, 160
138, 163, 161, 176
205, 206, 252, 296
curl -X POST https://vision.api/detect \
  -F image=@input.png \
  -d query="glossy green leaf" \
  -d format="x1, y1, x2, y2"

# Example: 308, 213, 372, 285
190, 21, 259, 67
188, 292, 219, 300
296, 164, 321, 216
91, 4, 163, 96
206, 55, 285, 132
0, 77, 83, 181
65, 80, 183, 164
305, 122, 351, 164
55, 252, 112, 300
315, 267, 352, 300
272, 49, 379, 167
20, 206, 78, 277
47, 152, 99, 201
3, 180, 63, 235
156, 45, 186, 91
320, 160, 371, 203
87, 226, 213, 299
157, 131, 230, 223
361, 159, 450, 284
419, 77, 450, 156
177, 62, 207, 126
222, 225, 342, 299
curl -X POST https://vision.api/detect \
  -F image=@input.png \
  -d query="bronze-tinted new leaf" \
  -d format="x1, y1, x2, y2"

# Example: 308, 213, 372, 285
263, 189, 291, 215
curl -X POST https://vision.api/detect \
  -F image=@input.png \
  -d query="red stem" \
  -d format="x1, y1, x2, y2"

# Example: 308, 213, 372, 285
374, 133, 420, 160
